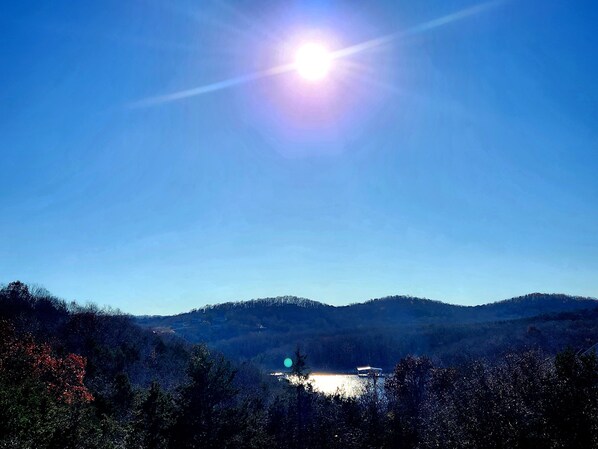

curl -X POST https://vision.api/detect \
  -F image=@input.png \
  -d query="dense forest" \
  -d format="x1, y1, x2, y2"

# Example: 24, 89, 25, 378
1, 281, 597, 449
137, 293, 598, 370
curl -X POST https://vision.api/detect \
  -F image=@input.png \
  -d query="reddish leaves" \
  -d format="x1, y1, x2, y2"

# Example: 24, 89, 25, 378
0, 321, 93, 404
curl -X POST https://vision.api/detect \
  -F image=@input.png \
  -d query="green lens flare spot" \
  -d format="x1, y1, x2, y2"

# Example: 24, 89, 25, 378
284, 358, 293, 368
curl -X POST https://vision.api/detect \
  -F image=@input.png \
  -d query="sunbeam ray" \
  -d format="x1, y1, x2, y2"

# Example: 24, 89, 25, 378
129, 1, 503, 108
331, 0, 503, 59
129, 63, 295, 108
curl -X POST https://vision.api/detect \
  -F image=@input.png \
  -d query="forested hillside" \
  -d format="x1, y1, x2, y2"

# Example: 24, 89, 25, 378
0, 281, 191, 391
1, 281, 597, 449
137, 293, 598, 370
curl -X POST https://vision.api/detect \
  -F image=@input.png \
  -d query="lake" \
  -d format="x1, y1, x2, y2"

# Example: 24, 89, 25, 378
285, 373, 385, 397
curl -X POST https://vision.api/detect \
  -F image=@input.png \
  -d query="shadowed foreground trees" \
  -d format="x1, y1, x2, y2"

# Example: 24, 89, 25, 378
127, 381, 175, 449
171, 345, 245, 449
387, 351, 598, 449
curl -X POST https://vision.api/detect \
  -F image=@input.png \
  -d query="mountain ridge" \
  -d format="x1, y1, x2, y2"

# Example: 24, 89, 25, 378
136, 292, 598, 369
138, 292, 597, 318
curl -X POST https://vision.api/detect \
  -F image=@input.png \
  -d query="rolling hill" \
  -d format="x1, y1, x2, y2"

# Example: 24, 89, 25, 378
136, 293, 598, 370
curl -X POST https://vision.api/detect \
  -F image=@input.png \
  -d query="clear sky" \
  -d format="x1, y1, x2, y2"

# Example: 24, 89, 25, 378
1, 1, 597, 315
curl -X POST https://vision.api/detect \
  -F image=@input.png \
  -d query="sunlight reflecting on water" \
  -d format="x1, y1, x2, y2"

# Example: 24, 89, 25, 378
287, 373, 384, 397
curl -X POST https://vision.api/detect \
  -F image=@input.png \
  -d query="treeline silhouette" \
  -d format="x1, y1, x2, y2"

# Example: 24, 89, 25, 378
1, 281, 597, 449
137, 294, 598, 370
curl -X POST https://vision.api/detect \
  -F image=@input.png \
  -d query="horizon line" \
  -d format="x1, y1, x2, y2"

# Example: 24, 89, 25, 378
2, 281, 596, 316
137, 291, 597, 317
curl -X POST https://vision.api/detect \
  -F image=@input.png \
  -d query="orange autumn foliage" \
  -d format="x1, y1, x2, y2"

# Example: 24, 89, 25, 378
0, 321, 93, 404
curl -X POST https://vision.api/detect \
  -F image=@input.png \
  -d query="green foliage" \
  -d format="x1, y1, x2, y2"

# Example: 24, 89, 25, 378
126, 382, 175, 449
172, 344, 254, 449
0, 331, 123, 449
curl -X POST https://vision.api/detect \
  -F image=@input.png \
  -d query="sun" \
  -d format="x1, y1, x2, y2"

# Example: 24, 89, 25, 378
294, 43, 332, 81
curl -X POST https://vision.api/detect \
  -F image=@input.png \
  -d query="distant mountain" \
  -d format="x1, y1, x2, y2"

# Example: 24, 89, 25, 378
136, 293, 598, 370
199, 296, 327, 310
469, 293, 595, 318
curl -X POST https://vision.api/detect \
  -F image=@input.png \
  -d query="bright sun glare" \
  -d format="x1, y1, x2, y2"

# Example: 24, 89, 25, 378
294, 43, 332, 81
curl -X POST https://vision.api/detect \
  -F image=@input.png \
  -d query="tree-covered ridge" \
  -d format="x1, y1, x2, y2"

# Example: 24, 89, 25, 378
1, 281, 598, 448
190, 296, 329, 312
0, 281, 191, 392
137, 291, 598, 370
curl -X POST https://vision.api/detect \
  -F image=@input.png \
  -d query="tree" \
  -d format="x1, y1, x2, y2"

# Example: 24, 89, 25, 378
546, 349, 598, 448
127, 381, 174, 449
291, 345, 310, 380
0, 320, 105, 449
171, 345, 240, 449
385, 356, 434, 449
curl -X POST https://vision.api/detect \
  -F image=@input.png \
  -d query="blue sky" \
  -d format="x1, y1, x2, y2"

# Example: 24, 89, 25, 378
1, 1, 597, 314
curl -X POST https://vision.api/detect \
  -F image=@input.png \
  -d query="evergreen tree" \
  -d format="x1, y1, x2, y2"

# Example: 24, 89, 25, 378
171, 345, 239, 449
127, 381, 174, 449
291, 345, 310, 380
